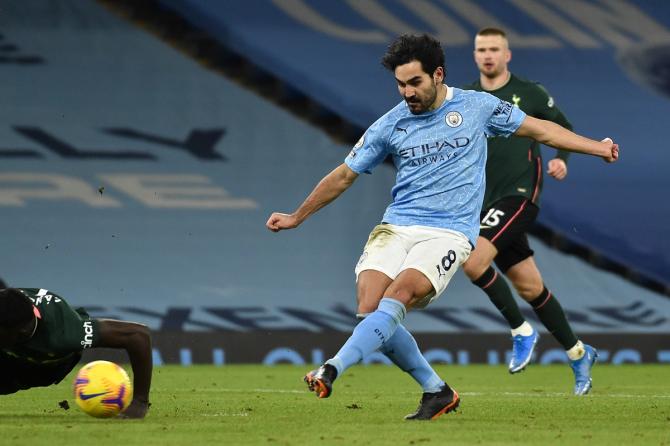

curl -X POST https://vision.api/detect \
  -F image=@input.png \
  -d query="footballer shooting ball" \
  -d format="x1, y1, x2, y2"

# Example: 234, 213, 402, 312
73, 360, 133, 418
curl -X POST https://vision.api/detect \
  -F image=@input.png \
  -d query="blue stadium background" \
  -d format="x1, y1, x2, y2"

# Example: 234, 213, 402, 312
1, 0, 669, 365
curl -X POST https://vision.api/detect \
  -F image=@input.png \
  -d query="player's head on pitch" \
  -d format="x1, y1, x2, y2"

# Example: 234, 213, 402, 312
382, 33, 446, 115
0, 288, 37, 348
474, 27, 512, 79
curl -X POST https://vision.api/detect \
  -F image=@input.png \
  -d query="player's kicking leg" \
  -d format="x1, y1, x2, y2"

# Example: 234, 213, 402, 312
304, 363, 337, 398
404, 385, 460, 420
303, 225, 469, 420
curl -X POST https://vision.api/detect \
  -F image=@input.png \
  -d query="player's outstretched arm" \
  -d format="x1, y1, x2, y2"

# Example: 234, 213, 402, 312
515, 116, 619, 163
266, 163, 359, 232
96, 319, 152, 419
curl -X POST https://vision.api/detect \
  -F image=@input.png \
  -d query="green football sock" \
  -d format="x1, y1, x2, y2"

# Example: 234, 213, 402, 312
473, 266, 525, 329
529, 286, 578, 350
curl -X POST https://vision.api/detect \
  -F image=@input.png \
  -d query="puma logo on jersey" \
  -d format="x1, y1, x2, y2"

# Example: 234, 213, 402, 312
396, 126, 408, 133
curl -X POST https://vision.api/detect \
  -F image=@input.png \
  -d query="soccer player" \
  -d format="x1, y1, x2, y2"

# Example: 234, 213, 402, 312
0, 287, 152, 418
462, 27, 598, 395
266, 34, 618, 420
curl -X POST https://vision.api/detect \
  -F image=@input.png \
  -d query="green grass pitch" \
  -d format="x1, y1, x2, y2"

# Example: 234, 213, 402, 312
1, 364, 669, 445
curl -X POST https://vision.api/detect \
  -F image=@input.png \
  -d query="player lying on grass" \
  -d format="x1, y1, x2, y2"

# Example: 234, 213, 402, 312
0, 288, 152, 419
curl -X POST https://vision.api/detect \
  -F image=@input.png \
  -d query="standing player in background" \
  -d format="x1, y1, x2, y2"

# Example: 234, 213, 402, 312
462, 27, 597, 395
0, 287, 152, 418
267, 33, 617, 419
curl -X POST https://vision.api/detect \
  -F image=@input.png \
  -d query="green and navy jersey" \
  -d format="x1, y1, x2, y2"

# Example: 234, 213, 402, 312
463, 74, 572, 208
0, 288, 100, 365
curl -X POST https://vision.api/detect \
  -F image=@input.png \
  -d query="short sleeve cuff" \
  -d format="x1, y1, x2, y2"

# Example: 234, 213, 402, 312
345, 156, 372, 175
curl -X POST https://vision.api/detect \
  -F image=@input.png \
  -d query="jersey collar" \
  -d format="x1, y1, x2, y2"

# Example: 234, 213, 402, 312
445, 85, 454, 101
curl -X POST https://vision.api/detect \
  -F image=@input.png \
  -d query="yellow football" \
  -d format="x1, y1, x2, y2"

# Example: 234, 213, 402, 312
73, 360, 133, 418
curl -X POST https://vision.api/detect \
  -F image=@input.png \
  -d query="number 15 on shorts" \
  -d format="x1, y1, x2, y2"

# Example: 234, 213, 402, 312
481, 208, 505, 227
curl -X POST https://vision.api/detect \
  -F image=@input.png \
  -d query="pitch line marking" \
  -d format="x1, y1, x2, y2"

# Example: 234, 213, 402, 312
168, 388, 670, 398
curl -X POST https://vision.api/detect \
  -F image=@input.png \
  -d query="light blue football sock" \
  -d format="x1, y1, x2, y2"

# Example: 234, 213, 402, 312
326, 297, 406, 377
379, 324, 444, 393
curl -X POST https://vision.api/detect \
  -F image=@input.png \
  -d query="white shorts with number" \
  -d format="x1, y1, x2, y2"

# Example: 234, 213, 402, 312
355, 223, 472, 308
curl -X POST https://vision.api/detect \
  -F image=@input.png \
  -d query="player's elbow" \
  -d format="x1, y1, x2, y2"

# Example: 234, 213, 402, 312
328, 164, 358, 192
536, 120, 564, 146
339, 164, 359, 187
535, 131, 553, 146
128, 323, 152, 350
121, 324, 152, 363
98, 319, 152, 351
517, 116, 552, 145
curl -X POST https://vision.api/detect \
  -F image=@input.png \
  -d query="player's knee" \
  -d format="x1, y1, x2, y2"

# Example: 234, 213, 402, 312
461, 260, 478, 280
377, 281, 415, 305
382, 284, 431, 308
357, 302, 378, 314
356, 293, 382, 314
514, 281, 543, 301
462, 257, 488, 281
384, 289, 413, 305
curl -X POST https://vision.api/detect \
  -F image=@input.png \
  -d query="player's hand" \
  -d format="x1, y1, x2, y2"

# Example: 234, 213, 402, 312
266, 212, 300, 232
601, 137, 619, 163
118, 399, 149, 419
547, 158, 567, 180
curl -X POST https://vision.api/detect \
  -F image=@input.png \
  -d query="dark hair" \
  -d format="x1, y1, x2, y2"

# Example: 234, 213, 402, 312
381, 33, 445, 75
476, 27, 507, 38
0, 288, 34, 329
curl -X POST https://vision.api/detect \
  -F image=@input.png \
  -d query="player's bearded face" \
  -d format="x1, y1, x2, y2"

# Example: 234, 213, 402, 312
406, 80, 438, 114
395, 61, 442, 115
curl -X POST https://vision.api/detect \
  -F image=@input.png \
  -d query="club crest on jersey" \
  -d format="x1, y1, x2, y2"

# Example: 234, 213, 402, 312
445, 111, 463, 128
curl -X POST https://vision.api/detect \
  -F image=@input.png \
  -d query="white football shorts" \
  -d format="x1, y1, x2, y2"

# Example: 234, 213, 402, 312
354, 223, 472, 308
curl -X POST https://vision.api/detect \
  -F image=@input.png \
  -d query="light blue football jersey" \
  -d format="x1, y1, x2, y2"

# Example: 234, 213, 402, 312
345, 86, 526, 245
